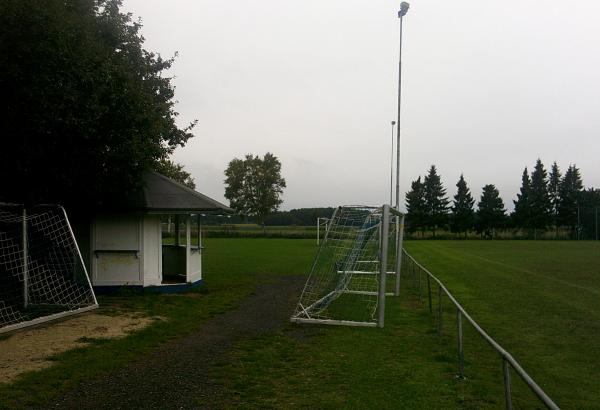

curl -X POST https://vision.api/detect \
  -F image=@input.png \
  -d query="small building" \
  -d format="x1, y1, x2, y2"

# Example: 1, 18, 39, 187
77, 172, 231, 292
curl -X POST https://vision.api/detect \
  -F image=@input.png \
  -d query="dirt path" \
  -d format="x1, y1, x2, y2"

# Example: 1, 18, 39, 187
44, 275, 306, 410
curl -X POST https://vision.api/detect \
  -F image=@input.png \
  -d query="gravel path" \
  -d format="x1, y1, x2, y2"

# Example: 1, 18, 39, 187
45, 275, 305, 410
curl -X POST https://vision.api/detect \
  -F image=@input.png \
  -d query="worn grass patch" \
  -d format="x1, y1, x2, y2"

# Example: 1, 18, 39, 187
0, 238, 315, 409
211, 295, 502, 409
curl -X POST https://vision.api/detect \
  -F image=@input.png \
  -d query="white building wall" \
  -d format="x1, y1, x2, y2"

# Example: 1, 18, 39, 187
91, 214, 143, 286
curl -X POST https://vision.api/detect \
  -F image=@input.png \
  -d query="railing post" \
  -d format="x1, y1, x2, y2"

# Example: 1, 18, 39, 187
427, 274, 432, 313
457, 310, 464, 378
413, 261, 417, 287
418, 267, 422, 302
503, 358, 513, 410
378, 205, 390, 328
437, 285, 443, 336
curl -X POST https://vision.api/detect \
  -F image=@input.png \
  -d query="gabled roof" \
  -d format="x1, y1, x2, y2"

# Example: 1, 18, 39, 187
123, 172, 232, 214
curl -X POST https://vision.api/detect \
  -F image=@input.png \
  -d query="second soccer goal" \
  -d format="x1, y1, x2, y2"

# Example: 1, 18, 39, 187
291, 204, 405, 328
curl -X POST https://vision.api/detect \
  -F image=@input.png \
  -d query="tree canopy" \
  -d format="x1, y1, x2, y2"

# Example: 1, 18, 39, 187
405, 176, 427, 235
155, 159, 196, 190
401, 160, 594, 239
450, 174, 475, 237
528, 159, 552, 230
512, 168, 531, 229
0, 0, 195, 207
224, 153, 286, 224
423, 165, 449, 237
475, 184, 506, 238
558, 164, 584, 232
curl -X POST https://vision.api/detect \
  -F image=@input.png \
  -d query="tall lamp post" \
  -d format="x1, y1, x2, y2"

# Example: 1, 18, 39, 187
395, 1, 409, 211
390, 120, 396, 205
393, 2, 409, 298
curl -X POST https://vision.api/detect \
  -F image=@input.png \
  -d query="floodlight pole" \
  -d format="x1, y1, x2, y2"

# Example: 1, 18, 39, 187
395, 2, 409, 212
390, 121, 396, 206
393, 2, 409, 296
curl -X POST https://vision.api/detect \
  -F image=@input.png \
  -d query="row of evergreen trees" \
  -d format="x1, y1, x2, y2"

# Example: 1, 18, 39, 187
405, 160, 599, 238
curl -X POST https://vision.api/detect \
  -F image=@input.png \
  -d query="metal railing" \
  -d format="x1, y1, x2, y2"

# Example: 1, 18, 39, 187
401, 250, 559, 410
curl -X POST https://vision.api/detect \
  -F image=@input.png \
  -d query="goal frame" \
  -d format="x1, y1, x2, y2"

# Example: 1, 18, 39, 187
291, 204, 405, 328
0, 203, 99, 334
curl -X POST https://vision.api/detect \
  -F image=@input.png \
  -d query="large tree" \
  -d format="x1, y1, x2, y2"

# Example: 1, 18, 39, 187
450, 174, 475, 238
529, 159, 553, 234
0, 0, 195, 207
224, 153, 286, 224
405, 176, 427, 235
475, 184, 507, 238
512, 168, 531, 231
558, 164, 584, 236
423, 165, 449, 237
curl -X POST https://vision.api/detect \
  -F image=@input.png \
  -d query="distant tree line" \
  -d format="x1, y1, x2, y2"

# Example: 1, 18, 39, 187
263, 208, 335, 226
199, 207, 335, 226
405, 160, 600, 239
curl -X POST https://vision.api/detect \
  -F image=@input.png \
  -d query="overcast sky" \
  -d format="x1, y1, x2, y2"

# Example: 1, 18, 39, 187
123, 0, 600, 211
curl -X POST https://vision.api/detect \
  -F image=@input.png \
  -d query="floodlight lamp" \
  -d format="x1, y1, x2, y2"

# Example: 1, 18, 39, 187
391, 121, 396, 125
398, 2, 410, 17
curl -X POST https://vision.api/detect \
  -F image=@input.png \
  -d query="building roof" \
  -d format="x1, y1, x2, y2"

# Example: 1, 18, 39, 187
123, 172, 232, 214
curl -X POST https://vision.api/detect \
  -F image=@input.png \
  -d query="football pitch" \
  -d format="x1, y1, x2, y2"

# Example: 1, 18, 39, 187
213, 239, 600, 409
1, 239, 598, 408
403, 240, 600, 409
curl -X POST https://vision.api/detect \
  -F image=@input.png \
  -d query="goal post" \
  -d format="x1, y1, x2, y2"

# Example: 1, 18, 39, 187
316, 217, 330, 246
0, 203, 98, 334
291, 204, 404, 328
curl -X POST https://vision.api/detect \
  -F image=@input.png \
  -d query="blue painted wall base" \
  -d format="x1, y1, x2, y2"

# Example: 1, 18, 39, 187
93, 279, 204, 295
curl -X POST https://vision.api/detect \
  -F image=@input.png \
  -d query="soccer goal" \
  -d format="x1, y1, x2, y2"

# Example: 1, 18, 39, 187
291, 204, 405, 328
0, 204, 98, 334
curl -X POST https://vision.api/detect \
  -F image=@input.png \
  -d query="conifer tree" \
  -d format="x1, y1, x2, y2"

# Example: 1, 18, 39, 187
529, 159, 553, 235
512, 168, 531, 230
558, 164, 584, 236
450, 174, 475, 238
476, 184, 507, 238
423, 165, 449, 237
405, 176, 426, 236
548, 161, 562, 235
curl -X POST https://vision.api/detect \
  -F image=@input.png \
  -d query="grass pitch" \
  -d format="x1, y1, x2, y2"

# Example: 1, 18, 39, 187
213, 240, 600, 409
1, 239, 598, 408
404, 240, 600, 409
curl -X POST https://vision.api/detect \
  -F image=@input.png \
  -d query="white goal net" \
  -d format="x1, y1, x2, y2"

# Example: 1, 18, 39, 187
0, 204, 98, 333
291, 205, 404, 327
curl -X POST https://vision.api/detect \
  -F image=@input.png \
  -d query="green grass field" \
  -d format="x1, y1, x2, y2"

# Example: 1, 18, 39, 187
404, 240, 600, 409
212, 240, 600, 409
1, 239, 598, 408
